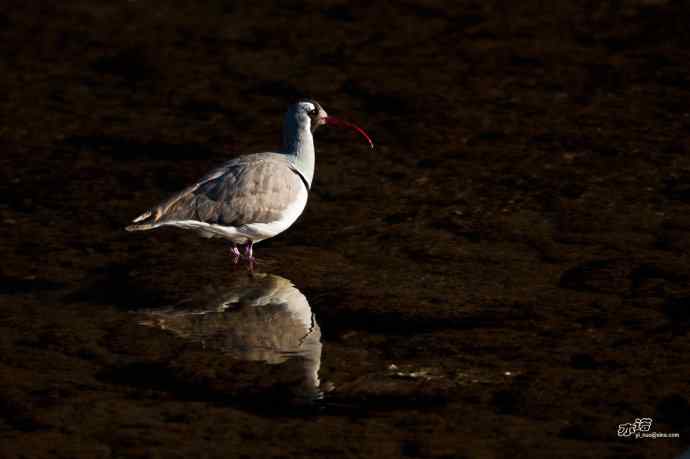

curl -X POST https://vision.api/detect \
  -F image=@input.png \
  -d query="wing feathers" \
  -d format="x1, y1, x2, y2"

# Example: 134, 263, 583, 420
126, 153, 307, 232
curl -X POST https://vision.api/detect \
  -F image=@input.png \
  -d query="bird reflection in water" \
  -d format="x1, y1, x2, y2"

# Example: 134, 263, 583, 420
138, 273, 324, 402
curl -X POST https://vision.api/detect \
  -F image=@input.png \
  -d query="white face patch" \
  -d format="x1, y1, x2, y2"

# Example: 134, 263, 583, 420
301, 102, 316, 113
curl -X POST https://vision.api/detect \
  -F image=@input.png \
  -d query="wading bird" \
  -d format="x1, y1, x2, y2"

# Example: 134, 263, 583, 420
126, 100, 373, 267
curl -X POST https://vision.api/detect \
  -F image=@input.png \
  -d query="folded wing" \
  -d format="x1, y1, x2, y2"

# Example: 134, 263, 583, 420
126, 153, 307, 231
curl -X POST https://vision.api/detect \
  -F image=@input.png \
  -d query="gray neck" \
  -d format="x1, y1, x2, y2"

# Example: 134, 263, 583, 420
282, 115, 315, 187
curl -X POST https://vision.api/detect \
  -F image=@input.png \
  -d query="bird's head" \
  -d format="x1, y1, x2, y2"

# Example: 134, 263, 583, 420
287, 99, 373, 148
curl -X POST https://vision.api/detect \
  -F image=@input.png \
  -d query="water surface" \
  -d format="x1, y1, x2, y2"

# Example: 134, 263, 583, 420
2, 1, 689, 458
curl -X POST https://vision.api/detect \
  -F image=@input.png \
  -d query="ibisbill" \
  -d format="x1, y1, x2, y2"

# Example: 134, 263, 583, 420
126, 100, 373, 266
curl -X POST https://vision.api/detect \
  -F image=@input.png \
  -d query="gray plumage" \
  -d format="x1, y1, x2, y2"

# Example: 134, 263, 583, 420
124, 100, 371, 253
125, 100, 328, 246
126, 153, 307, 231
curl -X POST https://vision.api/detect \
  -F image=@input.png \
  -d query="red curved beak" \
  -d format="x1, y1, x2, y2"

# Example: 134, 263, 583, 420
324, 116, 374, 149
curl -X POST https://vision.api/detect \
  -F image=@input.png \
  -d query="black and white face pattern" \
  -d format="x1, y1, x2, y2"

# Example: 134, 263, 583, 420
297, 100, 328, 133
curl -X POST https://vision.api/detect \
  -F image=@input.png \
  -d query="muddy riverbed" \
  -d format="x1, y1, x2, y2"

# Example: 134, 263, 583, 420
1, 1, 689, 458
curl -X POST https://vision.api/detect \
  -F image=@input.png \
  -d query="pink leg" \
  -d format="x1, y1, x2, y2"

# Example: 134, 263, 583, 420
241, 240, 256, 271
229, 245, 240, 264
243, 241, 254, 260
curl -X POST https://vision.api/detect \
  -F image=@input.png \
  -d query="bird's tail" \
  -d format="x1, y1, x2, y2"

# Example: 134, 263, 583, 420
125, 223, 157, 232
125, 210, 158, 232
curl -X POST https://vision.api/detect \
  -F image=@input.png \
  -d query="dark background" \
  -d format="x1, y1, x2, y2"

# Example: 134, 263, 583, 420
1, 1, 690, 457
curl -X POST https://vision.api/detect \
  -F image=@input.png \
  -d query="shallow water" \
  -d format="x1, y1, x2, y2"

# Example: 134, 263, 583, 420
2, 1, 690, 458
136, 272, 325, 404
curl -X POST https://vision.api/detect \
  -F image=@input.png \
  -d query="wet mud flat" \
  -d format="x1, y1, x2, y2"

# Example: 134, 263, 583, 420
1, 1, 690, 458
